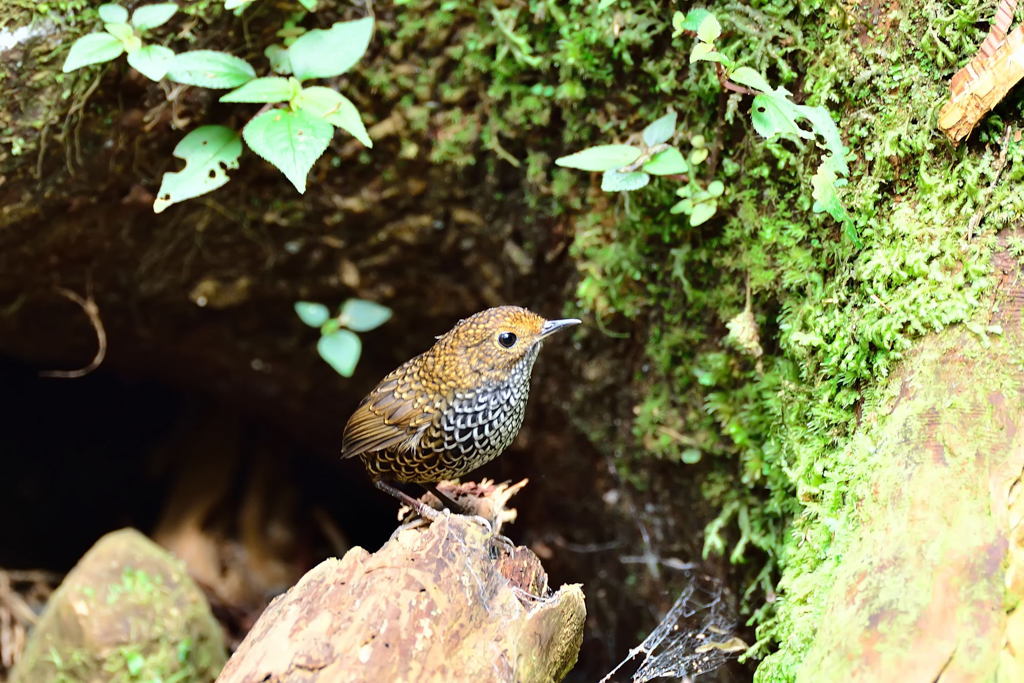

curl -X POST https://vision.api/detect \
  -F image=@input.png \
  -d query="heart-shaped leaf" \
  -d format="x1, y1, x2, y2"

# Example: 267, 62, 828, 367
242, 108, 334, 193
318, 329, 362, 377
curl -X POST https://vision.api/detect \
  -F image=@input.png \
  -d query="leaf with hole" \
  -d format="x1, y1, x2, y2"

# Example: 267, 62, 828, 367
153, 125, 242, 213
811, 157, 848, 222
341, 299, 391, 332
601, 170, 650, 192
98, 3, 128, 23
642, 148, 688, 175
750, 92, 813, 142
220, 76, 298, 103
167, 50, 256, 88
126, 44, 174, 81
62, 33, 125, 72
242, 108, 334, 193
131, 3, 178, 31
289, 17, 374, 81
555, 145, 641, 172
294, 301, 330, 327
318, 329, 362, 377
642, 111, 676, 147
295, 86, 372, 147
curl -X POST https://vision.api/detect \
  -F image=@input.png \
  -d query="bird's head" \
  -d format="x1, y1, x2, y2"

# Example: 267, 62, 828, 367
434, 306, 580, 382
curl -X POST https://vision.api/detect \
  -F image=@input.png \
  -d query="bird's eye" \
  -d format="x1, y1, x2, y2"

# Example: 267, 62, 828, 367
498, 332, 518, 348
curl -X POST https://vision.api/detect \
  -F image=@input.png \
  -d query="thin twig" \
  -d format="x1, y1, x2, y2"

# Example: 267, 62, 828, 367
39, 286, 107, 379
716, 63, 757, 95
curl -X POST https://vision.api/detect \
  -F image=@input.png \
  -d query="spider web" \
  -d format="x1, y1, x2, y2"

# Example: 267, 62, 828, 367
600, 571, 745, 682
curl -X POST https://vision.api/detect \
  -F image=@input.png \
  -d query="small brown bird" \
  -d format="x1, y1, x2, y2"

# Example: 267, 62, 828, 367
342, 306, 580, 517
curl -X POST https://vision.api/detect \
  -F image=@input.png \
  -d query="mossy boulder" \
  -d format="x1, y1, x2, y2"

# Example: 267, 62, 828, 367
10, 528, 226, 682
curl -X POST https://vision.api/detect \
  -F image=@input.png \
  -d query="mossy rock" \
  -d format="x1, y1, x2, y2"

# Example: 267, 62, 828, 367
10, 528, 226, 682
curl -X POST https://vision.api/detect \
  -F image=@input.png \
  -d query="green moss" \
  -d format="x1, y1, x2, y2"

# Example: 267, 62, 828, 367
364, 0, 1014, 675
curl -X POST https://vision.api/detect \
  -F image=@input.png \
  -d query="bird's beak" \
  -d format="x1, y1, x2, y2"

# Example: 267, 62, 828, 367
539, 318, 582, 339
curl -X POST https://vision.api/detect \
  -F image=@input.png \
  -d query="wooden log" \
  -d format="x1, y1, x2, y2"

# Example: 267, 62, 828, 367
216, 486, 585, 683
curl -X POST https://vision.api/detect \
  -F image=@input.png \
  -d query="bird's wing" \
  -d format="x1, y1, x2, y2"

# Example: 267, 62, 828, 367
341, 361, 439, 458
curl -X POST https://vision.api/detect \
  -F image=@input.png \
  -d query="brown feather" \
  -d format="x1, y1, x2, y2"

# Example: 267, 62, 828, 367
341, 359, 442, 459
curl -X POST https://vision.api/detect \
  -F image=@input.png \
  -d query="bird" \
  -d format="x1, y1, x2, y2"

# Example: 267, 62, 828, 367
342, 306, 581, 519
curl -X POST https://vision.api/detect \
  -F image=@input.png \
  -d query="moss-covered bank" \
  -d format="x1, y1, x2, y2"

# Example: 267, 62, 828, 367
3, 0, 1022, 676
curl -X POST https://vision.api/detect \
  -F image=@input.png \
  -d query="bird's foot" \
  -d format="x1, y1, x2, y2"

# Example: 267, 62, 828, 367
375, 480, 442, 522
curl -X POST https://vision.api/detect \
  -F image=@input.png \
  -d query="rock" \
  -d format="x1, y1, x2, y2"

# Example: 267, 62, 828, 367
216, 514, 586, 682
10, 528, 226, 682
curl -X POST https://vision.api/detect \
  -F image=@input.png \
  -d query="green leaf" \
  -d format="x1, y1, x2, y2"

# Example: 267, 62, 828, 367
340, 299, 391, 332
103, 22, 135, 46
288, 17, 374, 81
126, 44, 174, 81
219, 76, 297, 103
670, 198, 691, 214
242, 108, 334, 193
167, 50, 256, 88
153, 125, 242, 213
690, 200, 718, 226
642, 111, 676, 147
707, 180, 725, 197
750, 92, 807, 141
642, 148, 688, 175
800, 105, 849, 175
98, 4, 128, 23
696, 13, 721, 42
671, 11, 686, 38
689, 147, 709, 165
294, 301, 330, 327
295, 86, 372, 147
297, 0, 317, 9
62, 33, 124, 72
264, 44, 292, 75
729, 66, 771, 92
601, 170, 650, 192
681, 9, 713, 33
131, 3, 178, 31
317, 329, 362, 377
555, 144, 642, 172
690, 42, 722, 64
811, 157, 848, 222
224, 0, 254, 9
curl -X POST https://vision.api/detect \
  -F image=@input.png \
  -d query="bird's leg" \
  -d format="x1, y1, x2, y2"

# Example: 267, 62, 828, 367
424, 483, 468, 515
374, 480, 441, 521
